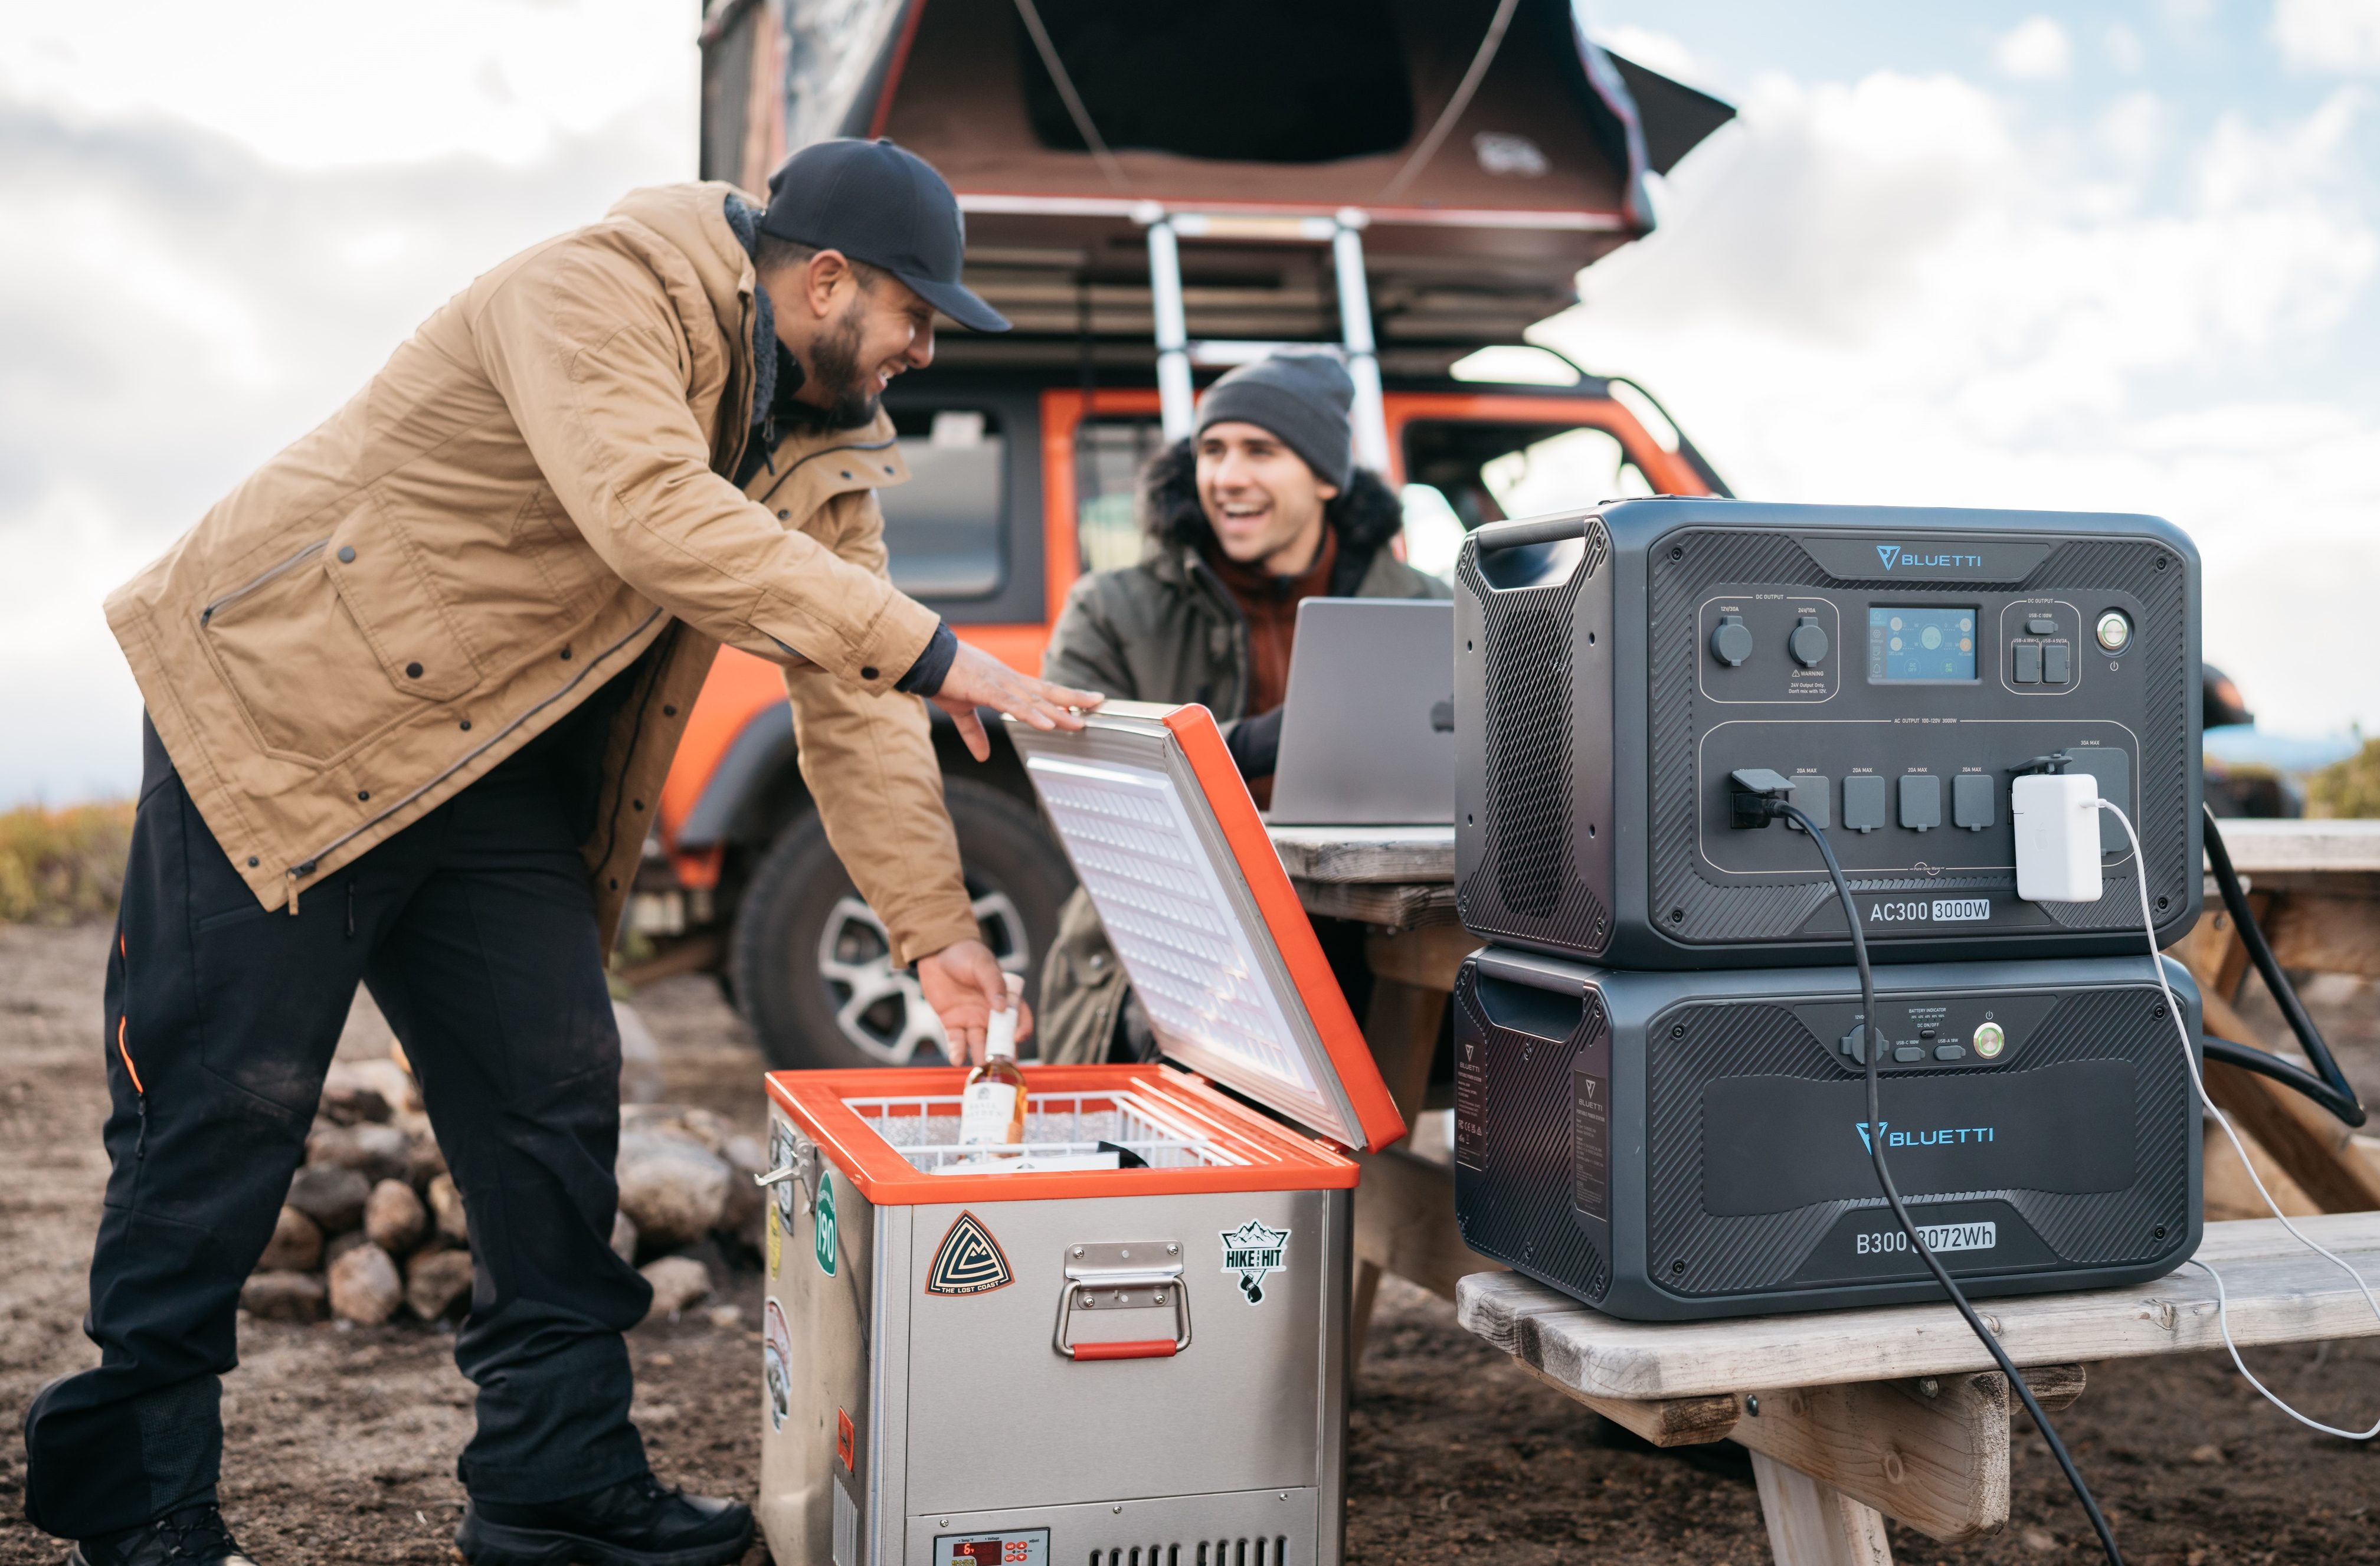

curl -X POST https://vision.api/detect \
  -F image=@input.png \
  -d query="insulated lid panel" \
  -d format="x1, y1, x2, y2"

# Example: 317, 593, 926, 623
1006, 702, 1406, 1152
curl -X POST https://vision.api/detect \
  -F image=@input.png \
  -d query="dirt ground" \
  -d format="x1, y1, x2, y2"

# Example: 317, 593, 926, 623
5, 922, 2379, 1566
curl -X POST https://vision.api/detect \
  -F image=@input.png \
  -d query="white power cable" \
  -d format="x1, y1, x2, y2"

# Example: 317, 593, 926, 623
2096, 796, 2380, 1440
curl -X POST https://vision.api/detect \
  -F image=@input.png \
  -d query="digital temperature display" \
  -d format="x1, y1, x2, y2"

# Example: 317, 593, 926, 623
1869, 606, 1978, 682
939, 1530, 1049, 1566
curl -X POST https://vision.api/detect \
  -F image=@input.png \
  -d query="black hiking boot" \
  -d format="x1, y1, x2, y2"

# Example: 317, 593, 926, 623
68, 1504, 259, 1565
455, 1473, 752, 1566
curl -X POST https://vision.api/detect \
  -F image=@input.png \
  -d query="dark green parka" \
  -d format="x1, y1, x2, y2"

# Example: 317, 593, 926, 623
1033, 438, 1449, 1063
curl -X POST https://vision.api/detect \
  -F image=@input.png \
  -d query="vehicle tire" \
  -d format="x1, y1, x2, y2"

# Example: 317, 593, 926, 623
729, 776, 1076, 1070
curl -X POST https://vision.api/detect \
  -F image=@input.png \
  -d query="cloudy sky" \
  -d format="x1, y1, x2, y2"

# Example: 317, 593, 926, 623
2, 1, 2375, 802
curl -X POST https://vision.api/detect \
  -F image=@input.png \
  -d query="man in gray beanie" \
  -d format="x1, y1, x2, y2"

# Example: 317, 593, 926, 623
1033, 350, 1449, 1064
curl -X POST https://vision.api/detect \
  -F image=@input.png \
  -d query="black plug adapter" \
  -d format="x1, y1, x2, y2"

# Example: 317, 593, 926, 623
1727, 767, 1796, 830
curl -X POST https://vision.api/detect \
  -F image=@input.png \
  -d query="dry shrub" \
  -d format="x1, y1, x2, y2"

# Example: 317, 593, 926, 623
2306, 738, 2380, 820
0, 802, 136, 924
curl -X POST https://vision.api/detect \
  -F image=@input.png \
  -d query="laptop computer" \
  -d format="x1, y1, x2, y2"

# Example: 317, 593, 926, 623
1264, 598, 1456, 825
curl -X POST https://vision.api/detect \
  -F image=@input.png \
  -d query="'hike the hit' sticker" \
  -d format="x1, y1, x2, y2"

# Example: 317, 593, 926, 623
1220, 1218, 1289, 1304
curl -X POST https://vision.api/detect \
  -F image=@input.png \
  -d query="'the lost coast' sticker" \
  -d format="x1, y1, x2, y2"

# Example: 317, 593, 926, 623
1220, 1218, 1289, 1304
925, 1211, 1013, 1296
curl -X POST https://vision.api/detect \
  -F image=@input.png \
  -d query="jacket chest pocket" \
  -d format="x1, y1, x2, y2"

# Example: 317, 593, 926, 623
323, 496, 482, 702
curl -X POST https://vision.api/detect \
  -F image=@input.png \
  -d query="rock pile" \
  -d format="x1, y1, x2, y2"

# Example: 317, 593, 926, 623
241, 1014, 763, 1329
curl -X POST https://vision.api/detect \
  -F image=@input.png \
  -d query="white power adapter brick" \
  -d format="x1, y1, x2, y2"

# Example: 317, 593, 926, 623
2011, 772, 2103, 902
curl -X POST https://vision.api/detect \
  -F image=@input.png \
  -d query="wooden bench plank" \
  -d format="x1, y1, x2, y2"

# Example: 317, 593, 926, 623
2205, 819, 2380, 875
1266, 824, 1454, 884
1456, 1214, 2380, 1401
1289, 878, 1458, 929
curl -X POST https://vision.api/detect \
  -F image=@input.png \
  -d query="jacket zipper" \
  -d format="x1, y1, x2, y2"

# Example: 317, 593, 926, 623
1184, 552, 1252, 720
280, 605, 667, 913
199, 539, 330, 625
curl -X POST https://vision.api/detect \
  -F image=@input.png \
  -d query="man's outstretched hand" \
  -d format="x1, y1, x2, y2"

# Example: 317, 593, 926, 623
929, 641, 1102, 761
916, 938, 1030, 1066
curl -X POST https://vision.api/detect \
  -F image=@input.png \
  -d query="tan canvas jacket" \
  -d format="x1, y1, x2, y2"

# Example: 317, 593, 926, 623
104, 182, 978, 962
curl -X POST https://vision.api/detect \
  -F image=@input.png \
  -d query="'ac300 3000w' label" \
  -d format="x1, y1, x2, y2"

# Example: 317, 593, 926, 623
1867, 898, 1993, 923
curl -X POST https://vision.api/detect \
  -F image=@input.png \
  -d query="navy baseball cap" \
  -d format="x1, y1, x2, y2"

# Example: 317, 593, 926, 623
759, 139, 1010, 333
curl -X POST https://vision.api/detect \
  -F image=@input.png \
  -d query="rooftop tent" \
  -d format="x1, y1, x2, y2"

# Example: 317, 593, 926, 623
698, 0, 1734, 364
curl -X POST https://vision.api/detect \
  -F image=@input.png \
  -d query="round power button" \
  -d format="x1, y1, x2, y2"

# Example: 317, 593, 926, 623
1973, 1021, 2006, 1059
2095, 611, 2132, 652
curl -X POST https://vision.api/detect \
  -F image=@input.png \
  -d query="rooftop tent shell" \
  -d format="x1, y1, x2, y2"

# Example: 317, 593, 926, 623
698, 0, 1734, 366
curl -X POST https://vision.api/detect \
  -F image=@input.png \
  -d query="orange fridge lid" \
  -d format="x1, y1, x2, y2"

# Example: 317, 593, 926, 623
1000, 702, 1406, 1154
765, 1063, 1361, 1205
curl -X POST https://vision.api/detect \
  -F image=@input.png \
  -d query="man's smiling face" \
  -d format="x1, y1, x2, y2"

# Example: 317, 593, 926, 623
1196, 421, 1340, 574
770, 250, 937, 427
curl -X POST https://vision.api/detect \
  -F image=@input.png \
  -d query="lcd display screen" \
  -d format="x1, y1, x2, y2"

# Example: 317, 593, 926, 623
1869, 606, 1978, 682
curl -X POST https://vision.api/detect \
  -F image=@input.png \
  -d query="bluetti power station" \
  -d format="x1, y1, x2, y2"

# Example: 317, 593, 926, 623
1449, 500, 2206, 1322
1452, 500, 2202, 968
1450, 950, 2204, 1319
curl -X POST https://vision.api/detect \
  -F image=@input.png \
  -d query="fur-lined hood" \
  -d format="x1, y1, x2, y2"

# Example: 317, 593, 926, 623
1135, 437, 1406, 592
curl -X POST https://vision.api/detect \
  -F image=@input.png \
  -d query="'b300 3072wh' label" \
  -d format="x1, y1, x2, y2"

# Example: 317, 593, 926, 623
1855, 1221, 1997, 1256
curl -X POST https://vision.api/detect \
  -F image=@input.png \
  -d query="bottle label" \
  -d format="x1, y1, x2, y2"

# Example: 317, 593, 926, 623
959, 1082, 1021, 1145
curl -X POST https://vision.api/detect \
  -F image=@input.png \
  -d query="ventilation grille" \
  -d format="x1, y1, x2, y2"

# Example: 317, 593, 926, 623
1488, 601, 1571, 917
1455, 521, 1612, 956
1089, 1539, 1292, 1566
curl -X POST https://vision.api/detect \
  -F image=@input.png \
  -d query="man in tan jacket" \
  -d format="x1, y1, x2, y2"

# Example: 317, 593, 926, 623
23, 139, 1097, 1566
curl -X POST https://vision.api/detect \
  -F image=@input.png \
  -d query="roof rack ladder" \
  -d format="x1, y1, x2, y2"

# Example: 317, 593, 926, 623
1141, 207, 1393, 472
1330, 210, 1392, 473
1146, 213, 1196, 444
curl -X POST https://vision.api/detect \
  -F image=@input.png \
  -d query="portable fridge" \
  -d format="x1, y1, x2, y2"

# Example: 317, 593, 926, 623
757, 702, 1407, 1566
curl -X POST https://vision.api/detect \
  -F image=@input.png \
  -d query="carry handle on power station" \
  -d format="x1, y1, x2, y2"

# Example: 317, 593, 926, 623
1472, 515, 1593, 552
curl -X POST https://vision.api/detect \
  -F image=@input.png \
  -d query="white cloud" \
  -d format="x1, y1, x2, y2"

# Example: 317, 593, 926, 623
1995, 17, 2073, 81
2275, 0, 2380, 73
1549, 70, 2380, 736
2097, 91, 2165, 169
0, 0, 690, 169
0, 5, 696, 804
2106, 23, 2147, 73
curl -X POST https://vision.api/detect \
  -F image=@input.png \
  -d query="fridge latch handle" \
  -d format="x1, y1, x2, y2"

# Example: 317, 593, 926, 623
754, 1134, 819, 1214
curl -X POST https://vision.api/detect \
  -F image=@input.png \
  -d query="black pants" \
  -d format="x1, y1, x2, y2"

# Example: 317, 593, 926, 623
22, 720, 653, 1539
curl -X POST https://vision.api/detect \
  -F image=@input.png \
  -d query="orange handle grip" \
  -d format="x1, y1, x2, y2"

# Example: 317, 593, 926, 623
1068, 1338, 1179, 1361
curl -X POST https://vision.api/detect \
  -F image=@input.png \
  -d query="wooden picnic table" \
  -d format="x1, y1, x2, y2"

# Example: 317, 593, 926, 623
1456, 1214, 2380, 1562
1267, 820, 2380, 1349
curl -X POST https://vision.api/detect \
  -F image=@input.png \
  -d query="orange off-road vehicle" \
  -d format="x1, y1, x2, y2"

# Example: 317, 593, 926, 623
644, 0, 1736, 1067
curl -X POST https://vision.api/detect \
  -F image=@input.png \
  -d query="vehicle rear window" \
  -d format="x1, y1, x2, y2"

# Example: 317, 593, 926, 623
1074, 416, 1166, 574
880, 408, 1007, 600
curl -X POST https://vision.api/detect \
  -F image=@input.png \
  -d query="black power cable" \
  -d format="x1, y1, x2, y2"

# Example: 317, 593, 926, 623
1728, 771, 2126, 1565
2201, 805, 2366, 1127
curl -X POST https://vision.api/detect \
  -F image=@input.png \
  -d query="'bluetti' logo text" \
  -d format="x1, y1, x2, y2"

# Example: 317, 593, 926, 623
1854, 1119, 1996, 1152
1874, 543, 1985, 571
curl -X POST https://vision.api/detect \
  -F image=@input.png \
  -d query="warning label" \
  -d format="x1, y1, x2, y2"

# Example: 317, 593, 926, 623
1454, 1034, 1487, 1171
1572, 1070, 1610, 1221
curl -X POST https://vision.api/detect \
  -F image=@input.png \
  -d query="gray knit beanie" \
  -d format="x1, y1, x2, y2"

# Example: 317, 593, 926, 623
1193, 352, 1356, 489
